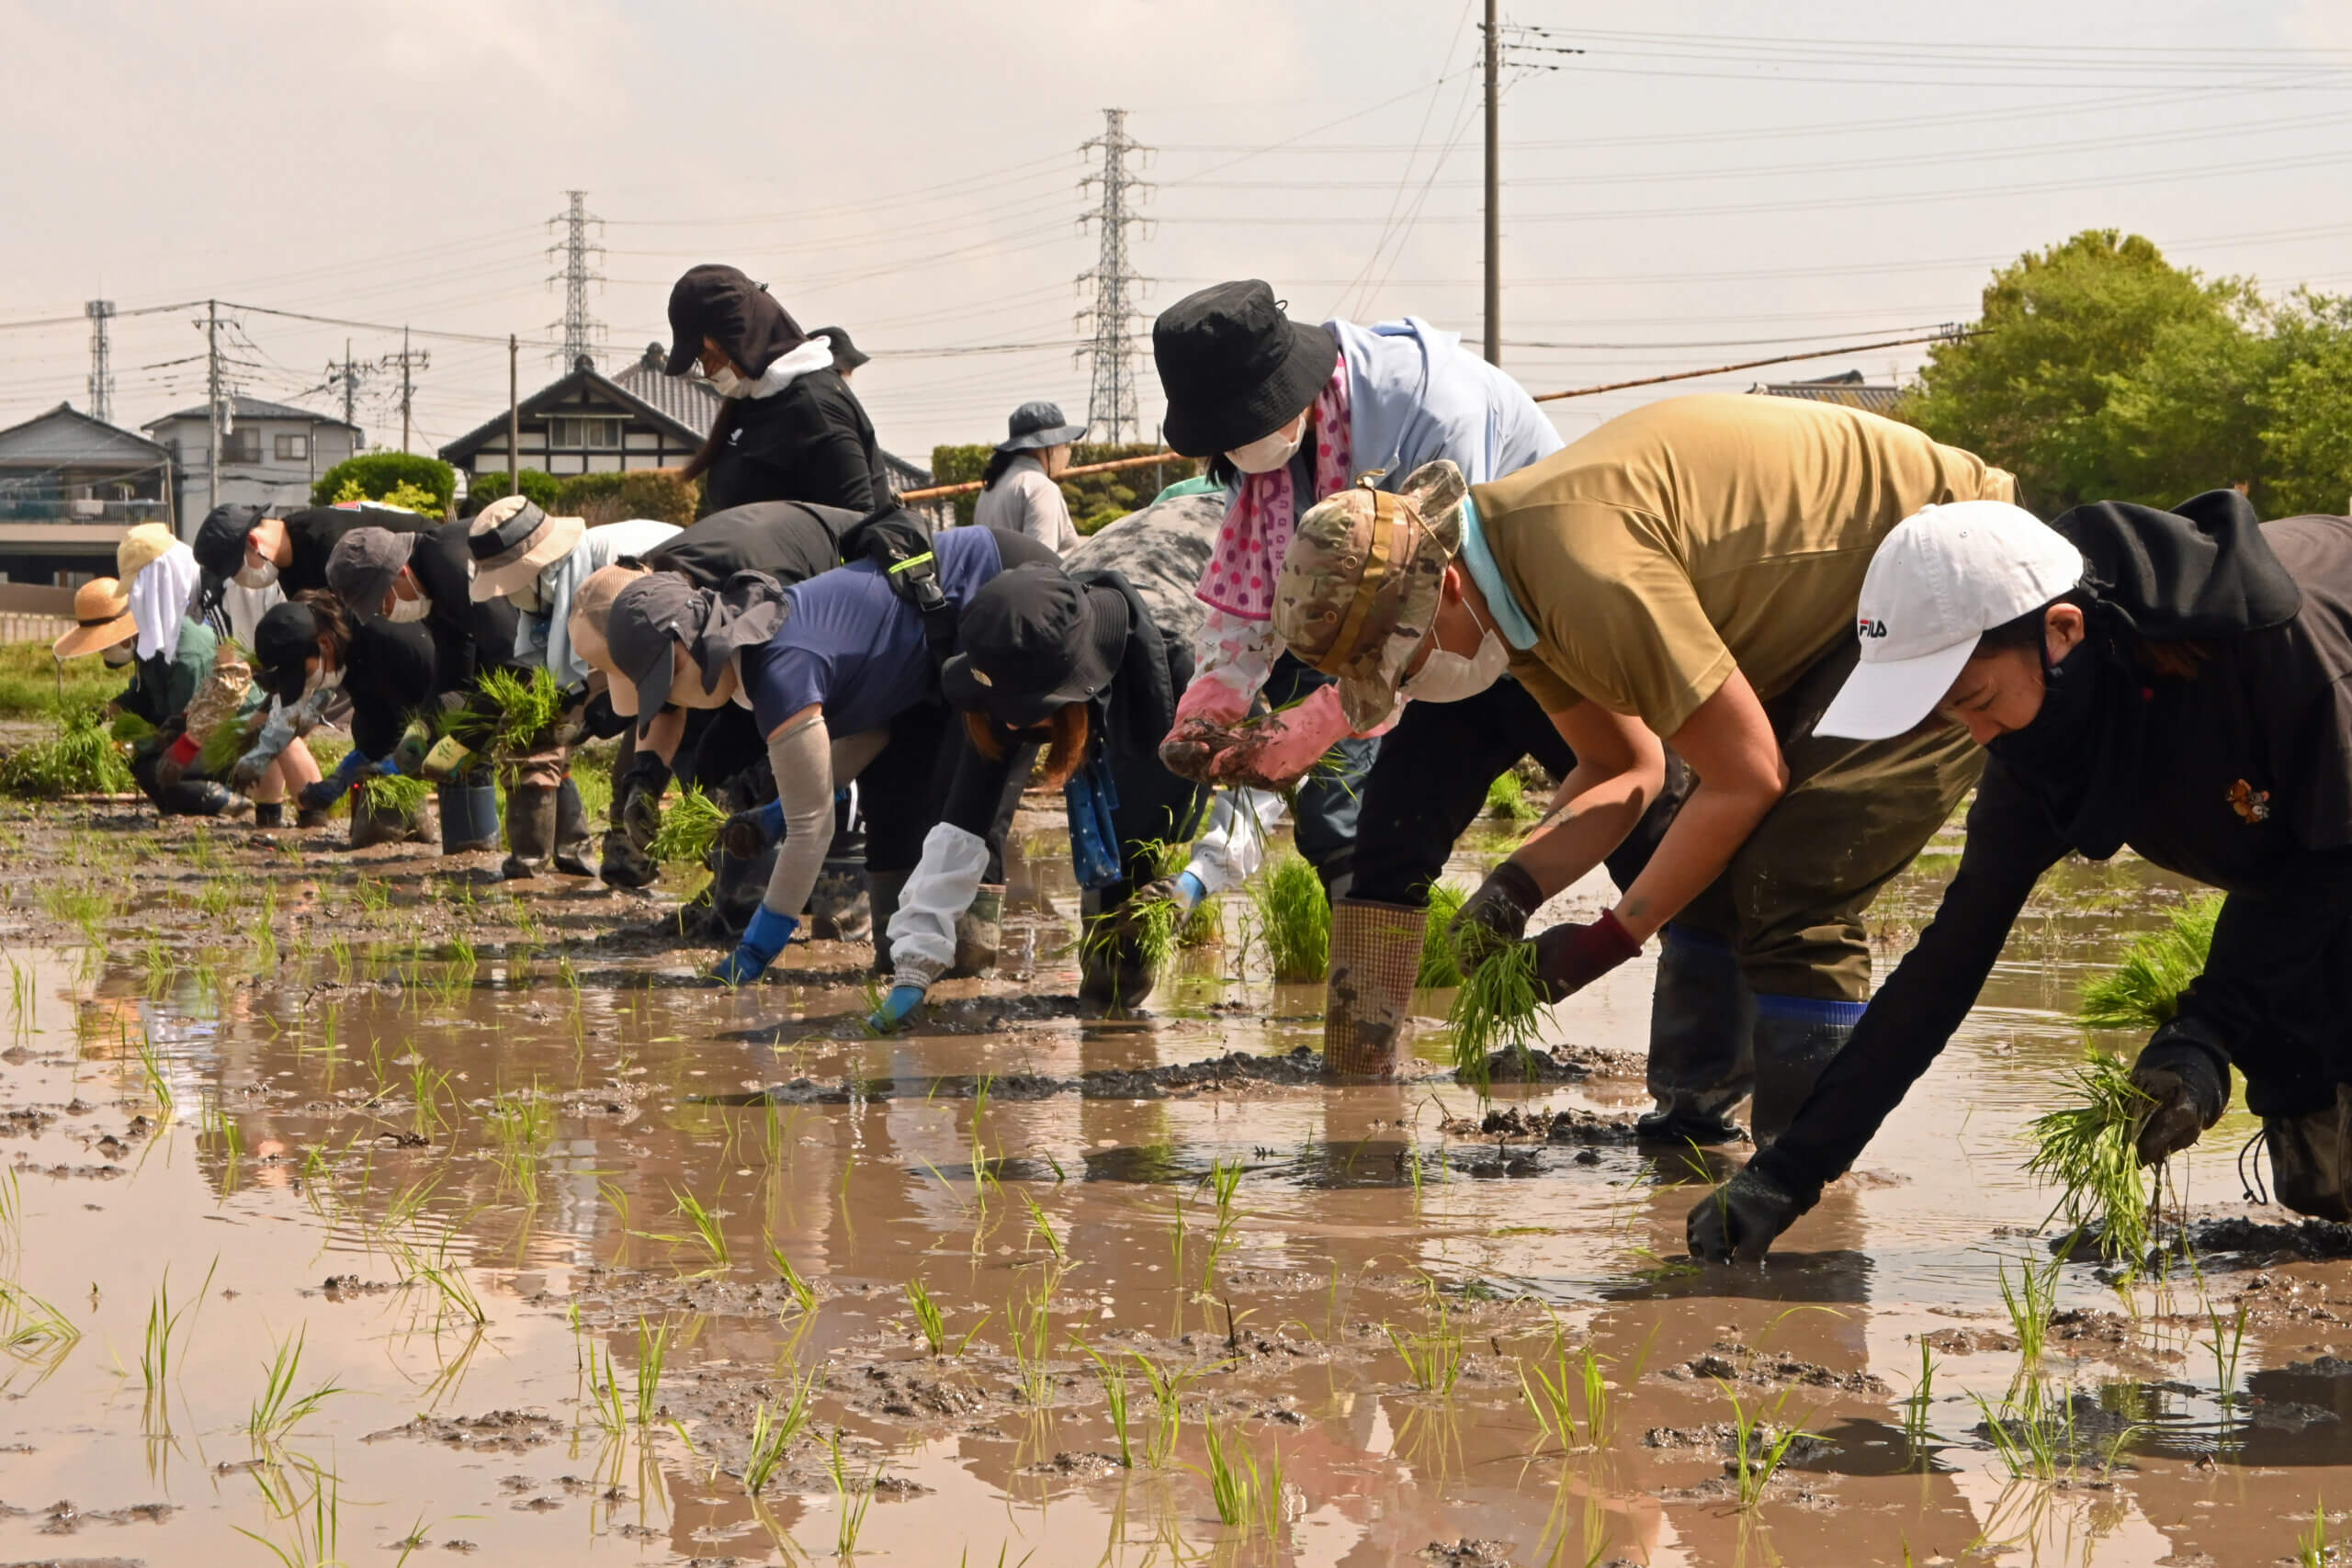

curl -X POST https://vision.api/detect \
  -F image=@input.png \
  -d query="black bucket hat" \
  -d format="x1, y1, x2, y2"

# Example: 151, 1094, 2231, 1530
1152, 280, 1337, 458
812, 326, 868, 373
253, 601, 322, 701
997, 400, 1088, 454
941, 565, 1129, 728
664, 265, 808, 378
605, 570, 787, 732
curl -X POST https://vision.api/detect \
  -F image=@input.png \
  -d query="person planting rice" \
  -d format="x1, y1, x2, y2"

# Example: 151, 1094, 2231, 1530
324, 525, 522, 856
1273, 394, 2014, 1111
255, 593, 441, 849
458, 495, 678, 878
1689, 492, 2352, 1260
1148, 280, 1564, 902
191, 499, 436, 620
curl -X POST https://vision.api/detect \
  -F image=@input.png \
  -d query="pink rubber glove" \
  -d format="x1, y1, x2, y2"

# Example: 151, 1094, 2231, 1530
1159, 675, 1255, 784
1212, 683, 1353, 790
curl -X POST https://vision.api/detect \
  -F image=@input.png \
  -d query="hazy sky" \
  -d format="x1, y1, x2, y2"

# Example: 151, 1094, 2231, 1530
5, 1, 2349, 471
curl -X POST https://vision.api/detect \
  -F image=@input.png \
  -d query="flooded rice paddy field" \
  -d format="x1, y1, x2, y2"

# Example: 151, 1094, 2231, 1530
0, 796, 2343, 1566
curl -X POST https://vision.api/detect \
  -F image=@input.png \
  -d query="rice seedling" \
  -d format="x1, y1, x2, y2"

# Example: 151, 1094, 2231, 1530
646, 785, 729, 864
1972, 1378, 2142, 1483
1996, 1247, 2064, 1362
582, 1342, 628, 1436
0, 1280, 80, 1359
1485, 770, 1544, 822
107, 710, 156, 746
907, 1277, 947, 1356
1196, 1158, 1244, 1295
828, 1430, 876, 1556
1131, 1352, 1194, 1468
2207, 1300, 2250, 1417
1383, 1280, 1464, 1396
449, 666, 565, 758
1416, 883, 1470, 988
1007, 1269, 1058, 1408
414, 1253, 487, 1327
1201, 1419, 1285, 1543
2079, 896, 2222, 1032
247, 1324, 345, 1445
407, 1061, 453, 1137
769, 1244, 820, 1315
1079, 1343, 1134, 1467
1719, 1382, 1816, 1509
1445, 940, 1545, 1093
0, 704, 135, 798
131, 1027, 174, 1119
356, 769, 431, 829
1019, 1189, 1067, 1263
485, 1084, 554, 1194
632, 1315, 676, 1426
0, 1168, 18, 1261
1248, 853, 1329, 982
2024, 1053, 2154, 1264
1520, 1327, 1612, 1451
741, 1366, 819, 1494
1902, 1340, 1938, 1451
666, 1184, 731, 1273
2300, 1496, 2329, 1568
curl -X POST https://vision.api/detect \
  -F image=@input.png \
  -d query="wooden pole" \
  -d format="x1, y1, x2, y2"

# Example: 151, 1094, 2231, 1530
507, 334, 519, 491
1483, 0, 1500, 367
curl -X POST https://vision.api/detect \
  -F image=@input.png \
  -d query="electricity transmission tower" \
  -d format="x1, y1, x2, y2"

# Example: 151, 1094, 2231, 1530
1077, 109, 1151, 444
548, 189, 606, 371
85, 300, 115, 424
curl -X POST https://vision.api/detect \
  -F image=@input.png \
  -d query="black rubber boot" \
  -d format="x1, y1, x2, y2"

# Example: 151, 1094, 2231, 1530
1636, 926, 1756, 1146
808, 862, 871, 942
438, 780, 501, 854
708, 840, 777, 938
501, 784, 558, 879
552, 777, 596, 878
868, 869, 910, 974
254, 801, 284, 829
1749, 996, 1865, 1145
946, 885, 1004, 978
167, 780, 254, 820
350, 787, 426, 849
296, 801, 334, 829
1078, 891, 1156, 1015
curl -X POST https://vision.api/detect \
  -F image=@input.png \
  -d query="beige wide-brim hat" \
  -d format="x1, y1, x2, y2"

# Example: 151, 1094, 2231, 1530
1272, 458, 1468, 731
466, 495, 585, 602
567, 562, 651, 711
116, 523, 178, 582
54, 577, 136, 659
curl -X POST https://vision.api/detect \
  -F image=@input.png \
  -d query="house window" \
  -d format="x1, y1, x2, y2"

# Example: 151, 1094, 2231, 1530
548, 417, 622, 449
219, 430, 262, 463
274, 433, 310, 461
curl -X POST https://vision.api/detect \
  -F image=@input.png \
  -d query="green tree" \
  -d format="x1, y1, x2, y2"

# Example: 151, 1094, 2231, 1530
312, 451, 457, 513
2087, 293, 2275, 508
2256, 293, 2352, 517
1900, 231, 2246, 511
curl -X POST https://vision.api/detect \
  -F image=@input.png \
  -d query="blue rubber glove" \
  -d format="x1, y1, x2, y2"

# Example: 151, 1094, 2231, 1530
299, 748, 371, 812
720, 798, 788, 860
865, 983, 927, 1034
1174, 870, 1207, 909
712, 905, 798, 987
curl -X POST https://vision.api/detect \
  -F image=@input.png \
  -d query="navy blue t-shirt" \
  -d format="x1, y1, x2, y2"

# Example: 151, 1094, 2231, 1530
741, 525, 1057, 738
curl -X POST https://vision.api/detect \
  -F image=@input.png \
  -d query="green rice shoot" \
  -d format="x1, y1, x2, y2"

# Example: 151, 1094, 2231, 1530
0, 705, 136, 798
2024, 1049, 2156, 1265
1250, 853, 1329, 982
1485, 771, 1544, 822
2078, 897, 2222, 1032
195, 712, 254, 779
450, 667, 565, 758
646, 785, 729, 865
359, 773, 432, 827
1417, 884, 1470, 989
1447, 941, 1545, 1094
108, 712, 156, 746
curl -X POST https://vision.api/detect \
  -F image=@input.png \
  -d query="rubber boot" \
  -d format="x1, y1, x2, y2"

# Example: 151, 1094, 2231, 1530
350, 786, 426, 850
1747, 995, 1865, 1146
254, 801, 284, 829
1078, 890, 1156, 1015
947, 885, 1004, 978
709, 840, 777, 939
1325, 898, 1423, 1079
296, 801, 334, 830
869, 869, 910, 974
166, 780, 255, 820
2265, 1085, 2352, 1222
808, 862, 872, 942
601, 828, 658, 888
552, 777, 596, 878
501, 784, 558, 879
1637, 926, 1757, 1145
438, 780, 502, 854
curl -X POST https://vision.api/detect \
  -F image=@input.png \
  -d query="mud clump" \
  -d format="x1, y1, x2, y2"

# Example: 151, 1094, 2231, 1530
365, 1411, 562, 1452
1020, 1451, 1126, 1478
1443, 1104, 1638, 1145
2190, 1215, 2352, 1260
1453, 1043, 1642, 1087
1661, 1342, 1890, 1394
1920, 1325, 2020, 1355
1421, 1541, 1517, 1567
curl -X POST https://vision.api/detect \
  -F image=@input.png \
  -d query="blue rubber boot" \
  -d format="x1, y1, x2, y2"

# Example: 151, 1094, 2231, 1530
438, 781, 501, 854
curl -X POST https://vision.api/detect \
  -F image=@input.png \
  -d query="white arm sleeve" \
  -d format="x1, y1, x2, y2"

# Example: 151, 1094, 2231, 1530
759, 711, 838, 921
1182, 786, 1285, 897
888, 822, 991, 988
1192, 609, 1279, 705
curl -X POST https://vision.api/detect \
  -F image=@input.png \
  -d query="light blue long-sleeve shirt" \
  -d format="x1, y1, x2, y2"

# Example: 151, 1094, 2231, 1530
1330, 315, 1564, 488
512, 517, 682, 685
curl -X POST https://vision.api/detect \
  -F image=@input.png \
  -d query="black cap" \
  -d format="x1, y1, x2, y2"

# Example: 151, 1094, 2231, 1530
664, 264, 808, 378
1152, 280, 1337, 458
812, 326, 868, 373
941, 567, 1129, 728
253, 601, 321, 700
605, 574, 702, 732
191, 502, 267, 615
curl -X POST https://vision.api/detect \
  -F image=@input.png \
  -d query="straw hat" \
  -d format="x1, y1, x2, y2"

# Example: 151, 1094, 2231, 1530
53, 578, 135, 660
466, 496, 585, 602
117, 523, 178, 581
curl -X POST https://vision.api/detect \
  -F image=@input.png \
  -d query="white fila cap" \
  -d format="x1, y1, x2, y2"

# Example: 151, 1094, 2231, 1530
1815, 501, 2086, 741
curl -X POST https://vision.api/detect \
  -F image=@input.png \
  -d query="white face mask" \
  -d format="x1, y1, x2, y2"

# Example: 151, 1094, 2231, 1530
510, 576, 546, 615
235, 558, 279, 590
1226, 416, 1306, 475
1401, 599, 1510, 705
303, 663, 344, 698
387, 588, 432, 624
707, 364, 748, 399
101, 643, 135, 668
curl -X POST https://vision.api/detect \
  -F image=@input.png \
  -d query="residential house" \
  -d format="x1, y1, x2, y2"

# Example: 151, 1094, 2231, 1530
1749, 367, 1905, 415
144, 396, 361, 537
0, 402, 174, 584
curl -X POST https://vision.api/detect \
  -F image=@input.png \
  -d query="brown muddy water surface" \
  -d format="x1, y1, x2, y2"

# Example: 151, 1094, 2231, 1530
0, 795, 2346, 1566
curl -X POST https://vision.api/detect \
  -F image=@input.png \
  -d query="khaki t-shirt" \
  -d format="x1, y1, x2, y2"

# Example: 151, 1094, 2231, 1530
1475, 394, 2017, 735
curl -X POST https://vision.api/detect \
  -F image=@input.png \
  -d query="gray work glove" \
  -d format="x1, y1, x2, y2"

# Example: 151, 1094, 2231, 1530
1687, 1164, 1811, 1263
1449, 860, 1545, 971
2129, 1021, 2230, 1166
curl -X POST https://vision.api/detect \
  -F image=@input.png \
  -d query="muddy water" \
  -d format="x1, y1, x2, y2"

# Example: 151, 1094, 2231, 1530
0, 801, 2342, 1565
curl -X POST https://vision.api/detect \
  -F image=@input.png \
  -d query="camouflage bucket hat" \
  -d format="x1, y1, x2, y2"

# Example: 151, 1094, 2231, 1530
1273, 459, 1468, 731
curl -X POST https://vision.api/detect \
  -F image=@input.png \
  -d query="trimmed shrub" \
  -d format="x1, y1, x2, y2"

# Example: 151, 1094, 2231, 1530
553, 469, 701, 525
461, 468, 561, 516
312, 452, 456, 513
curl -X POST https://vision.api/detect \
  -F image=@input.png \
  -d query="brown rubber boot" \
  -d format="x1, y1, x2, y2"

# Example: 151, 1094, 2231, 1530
1325, 898, 1424, 1079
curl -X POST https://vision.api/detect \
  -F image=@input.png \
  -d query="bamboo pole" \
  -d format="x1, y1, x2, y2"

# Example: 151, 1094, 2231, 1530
897, 447, 1196, 502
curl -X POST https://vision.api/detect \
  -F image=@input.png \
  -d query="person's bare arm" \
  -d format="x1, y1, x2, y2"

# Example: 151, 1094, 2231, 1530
1608, 671, 1785, 942
1503, 701, 1666, 897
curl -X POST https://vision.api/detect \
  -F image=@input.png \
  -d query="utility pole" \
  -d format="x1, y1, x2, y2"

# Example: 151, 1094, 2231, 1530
1484, 0, 1501, 367
324, 338, 372, 431
84, 300, 115, 425
1078, 109, 1153, 444
547, 189, 606, 371
507, 334, 520, 491
206, 299, 222, 513
379, 329, 430, 455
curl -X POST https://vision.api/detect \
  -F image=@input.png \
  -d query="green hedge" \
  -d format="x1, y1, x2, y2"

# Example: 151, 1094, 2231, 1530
553, 470, 701, 525
461, 468, 561, 516
312, 452, 456, 513
930, 442, 1201, 533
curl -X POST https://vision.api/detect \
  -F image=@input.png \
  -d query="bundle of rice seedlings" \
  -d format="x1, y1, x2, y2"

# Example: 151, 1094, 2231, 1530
1417, 883, 1470, 989
1447, 941, 1545, 1093
646, 786, 729, 865
450, 667, 565, 758
2078, 897, 2222, 1032
359, 772, 432, 827
0, 705, 135, 798
1250, 853, 1329, 982
195, 712, 255, 778
2024, 1049, 2155, 1265
108, 712, 156, 746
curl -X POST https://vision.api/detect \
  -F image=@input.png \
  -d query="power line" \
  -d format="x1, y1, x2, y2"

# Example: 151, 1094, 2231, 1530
1077, 109, 1151, 444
